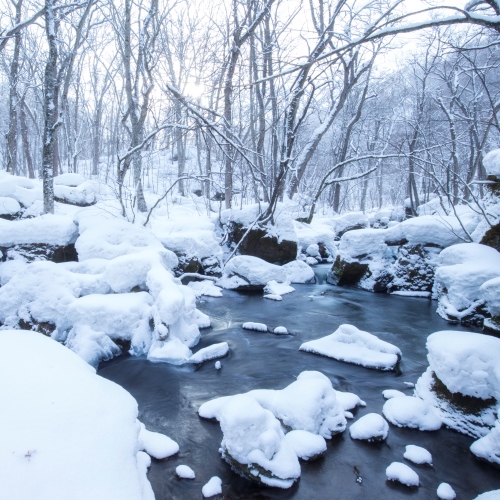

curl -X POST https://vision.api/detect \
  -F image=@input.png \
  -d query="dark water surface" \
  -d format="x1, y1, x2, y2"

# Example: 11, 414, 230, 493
99, 266, 500, 499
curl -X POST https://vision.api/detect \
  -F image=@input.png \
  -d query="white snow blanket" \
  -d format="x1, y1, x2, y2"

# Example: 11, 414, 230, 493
434, 244, 500, 320
54, 173, 87, 186
299, 324, 401, 370
0, 330, 176, 500
349, 413, 389, 441
382, 396, 441, 431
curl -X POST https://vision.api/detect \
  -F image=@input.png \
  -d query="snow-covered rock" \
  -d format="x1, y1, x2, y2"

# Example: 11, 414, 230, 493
218, 256, 287, 289
0, 171, 42, 208
475, 490, 500, 499
199, 371, 347, 439
470, 420, 500, 466
404, 445, 432, 465
481, 276, 500, 332
189, 342, 229, 364
484, 148, 500, 178
434, 244, 500, 322
0, 214, 78, 247
138, 422, 179, 459
383, 396, 441, 431
176, 465, 195, 479
386, 462, 419, 487
349, 413, 389, 442
300, 324, 401, 370
283, 430, 326, 460
0, 196, 21, 217
218, 395, 301, 488
282, 260, 315, 283
54, 180, 96, 206
382, 389, 406, 399
264, 280, 295, 296
188, 280, 223, 297
54, 173, 87, 186
202, 476, 222, 497
437, 483, 456, 500
274, 326, 288, 335
243, 322, 268, 332
0, 330, 156, 499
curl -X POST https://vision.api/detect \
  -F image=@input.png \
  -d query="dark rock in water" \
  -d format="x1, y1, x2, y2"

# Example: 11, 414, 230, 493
18, 317, 56, 336
327, 256, 369, 287
1, 243, 78, 263
228, 222, 297, 265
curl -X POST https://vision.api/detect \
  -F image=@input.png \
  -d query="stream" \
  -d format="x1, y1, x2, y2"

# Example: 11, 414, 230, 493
99, 266, 500, 499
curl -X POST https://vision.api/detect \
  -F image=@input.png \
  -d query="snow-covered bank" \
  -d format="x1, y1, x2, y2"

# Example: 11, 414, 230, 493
0, 330, 178, 499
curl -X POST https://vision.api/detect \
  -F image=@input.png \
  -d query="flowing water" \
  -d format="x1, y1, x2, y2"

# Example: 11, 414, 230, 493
99, 266, 500, 499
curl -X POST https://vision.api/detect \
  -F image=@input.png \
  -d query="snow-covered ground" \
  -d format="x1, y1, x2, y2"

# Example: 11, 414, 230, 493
0, 330, 177, 500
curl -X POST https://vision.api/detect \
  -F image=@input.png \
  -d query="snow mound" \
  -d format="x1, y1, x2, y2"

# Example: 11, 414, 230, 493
189, 342, 229, 364
0, 196, 21, 216
150, 203, 223, 266
427, 331, 500, 401
475, 490, 500, 499
274, 326, 289, 335
218, 256, 287, 289
0, 171, 42, 208
470, 420, 500, 466
243, 322, 268, 332
283, 430, 326, 460
54, 180, 96, 206
0, 214, 78, 247
282, 260, 315, 283
293, 217, 338, 259
349, 413, 389, 442
437, 483, 456, 500
386, 462, 419, 487
138, 422, 179, 459
218, 395, 301, 488
264, 294, 282, 301
300, 324, 401, 370
383, 389, 406, 399
0, 330, 155, 499
264, 280, 295, 296
484, 148, 500, 177
481, 276, 500, 317
434, 243, 500, 321
199, 371, 347, 440
54, 173, 87, 186
383, 396, 441, 431
404, 445, 432, 465
336, 390, 366, 411
202, 476, 222, 497
176, 465, 195, 479
188, 280, 223, 297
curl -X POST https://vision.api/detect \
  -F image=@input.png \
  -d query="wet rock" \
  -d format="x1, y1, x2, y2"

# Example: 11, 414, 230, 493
327, 256, 369, 287
228, 222, 297, 265
18, 317, 56, 336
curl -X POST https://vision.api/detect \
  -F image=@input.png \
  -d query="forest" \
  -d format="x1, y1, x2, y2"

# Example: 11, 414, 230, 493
1, 0, 499, 221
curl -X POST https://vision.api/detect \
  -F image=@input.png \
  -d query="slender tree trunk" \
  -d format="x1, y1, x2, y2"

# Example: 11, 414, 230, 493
42, 0, 60, 214
6, 0, 23, 174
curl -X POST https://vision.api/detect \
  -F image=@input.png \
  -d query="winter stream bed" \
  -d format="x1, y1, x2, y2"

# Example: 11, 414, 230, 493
99, 266, 500, 499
